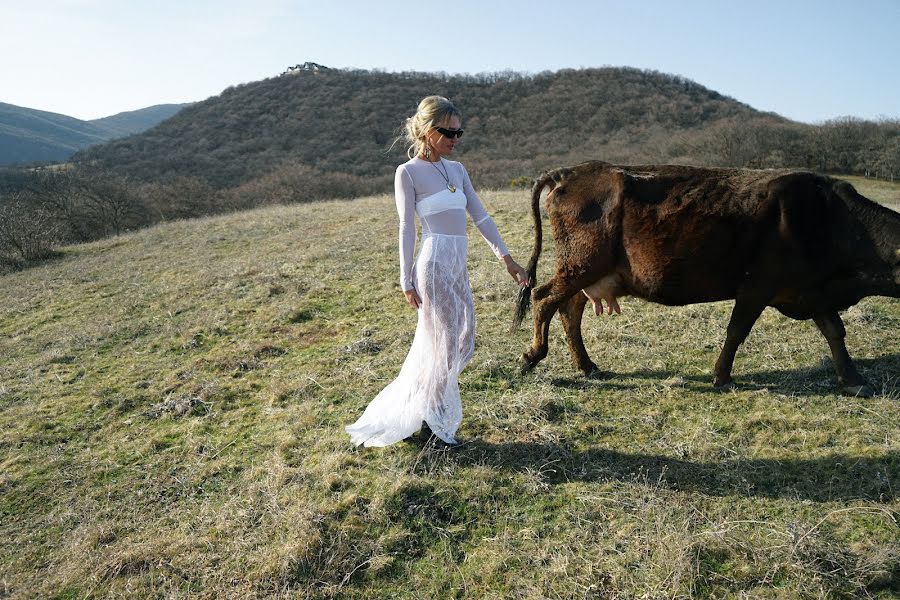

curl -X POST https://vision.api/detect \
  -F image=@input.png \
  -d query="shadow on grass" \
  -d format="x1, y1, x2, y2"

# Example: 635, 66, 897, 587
0, 249, 67, 276
464, 355, 900, 502
451, 439, 897, 503
545, 354, 900, 398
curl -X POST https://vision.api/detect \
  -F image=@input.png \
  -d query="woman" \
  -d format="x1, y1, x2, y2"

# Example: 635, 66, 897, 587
346, 96, 528, 448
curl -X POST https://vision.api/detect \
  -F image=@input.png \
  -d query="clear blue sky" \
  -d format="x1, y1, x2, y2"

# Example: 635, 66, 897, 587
3, 0, 899, 123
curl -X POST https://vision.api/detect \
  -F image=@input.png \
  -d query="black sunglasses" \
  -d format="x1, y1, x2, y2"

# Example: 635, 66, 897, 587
434, 126, 464, 139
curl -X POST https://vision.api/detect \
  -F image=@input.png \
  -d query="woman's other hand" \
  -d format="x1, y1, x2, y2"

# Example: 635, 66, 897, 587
404, 289, 422, 309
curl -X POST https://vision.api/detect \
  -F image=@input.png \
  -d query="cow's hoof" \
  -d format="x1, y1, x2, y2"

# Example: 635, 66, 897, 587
585, 365, 605, 379
714, 378, 736, 391
840, 383, 874, 398
520, 354, 537, 375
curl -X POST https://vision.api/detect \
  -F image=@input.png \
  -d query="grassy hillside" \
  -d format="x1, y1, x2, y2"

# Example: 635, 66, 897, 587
1, 191, 898, 598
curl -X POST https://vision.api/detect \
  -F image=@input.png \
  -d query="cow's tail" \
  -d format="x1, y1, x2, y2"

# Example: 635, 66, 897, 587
512, 170, 558, 330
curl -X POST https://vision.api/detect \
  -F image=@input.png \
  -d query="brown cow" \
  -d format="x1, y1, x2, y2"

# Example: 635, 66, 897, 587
513, 161, 900, 396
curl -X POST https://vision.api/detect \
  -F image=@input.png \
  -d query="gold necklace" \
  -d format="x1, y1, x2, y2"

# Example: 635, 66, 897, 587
427, 158, 456, 193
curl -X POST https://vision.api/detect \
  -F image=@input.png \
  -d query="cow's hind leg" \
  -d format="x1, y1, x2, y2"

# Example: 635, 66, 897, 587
559, 292, 599, 376
813, 311, 873, 397
714, 292, 769, 388
521, 278, 582, 373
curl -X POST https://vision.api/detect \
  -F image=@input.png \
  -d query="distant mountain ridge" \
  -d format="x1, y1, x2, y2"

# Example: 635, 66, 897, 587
87, 104, 192, 138
0, 102, 190, 166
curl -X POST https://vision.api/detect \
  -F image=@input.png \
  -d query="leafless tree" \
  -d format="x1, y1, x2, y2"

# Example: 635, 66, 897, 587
139, 176, 219, 221
25, 169, 150, 241
0, 192, 62, 270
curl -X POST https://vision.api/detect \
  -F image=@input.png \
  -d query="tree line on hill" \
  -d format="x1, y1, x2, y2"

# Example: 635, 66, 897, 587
0, 67, 897, 273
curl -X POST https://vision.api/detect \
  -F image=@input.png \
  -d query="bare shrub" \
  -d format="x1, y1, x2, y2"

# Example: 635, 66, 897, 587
222, 161, 380, 210
25, 169, 151, 242
0, 192, 63, 271
138, 176, 220, 221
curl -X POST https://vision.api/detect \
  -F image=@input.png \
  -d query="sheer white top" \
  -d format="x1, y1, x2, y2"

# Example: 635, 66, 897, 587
395, 157, 509, 291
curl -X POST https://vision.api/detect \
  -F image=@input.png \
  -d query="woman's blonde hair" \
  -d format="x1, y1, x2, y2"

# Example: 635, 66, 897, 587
400, 96, 461, 159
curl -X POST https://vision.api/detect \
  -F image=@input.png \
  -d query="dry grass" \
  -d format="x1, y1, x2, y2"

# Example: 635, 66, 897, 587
0, 185, 898, 599
839, 175, 900, 212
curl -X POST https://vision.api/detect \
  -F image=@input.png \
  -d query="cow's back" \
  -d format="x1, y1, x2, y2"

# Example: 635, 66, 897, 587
620, 166, 792, 304
547, 162, 831, 306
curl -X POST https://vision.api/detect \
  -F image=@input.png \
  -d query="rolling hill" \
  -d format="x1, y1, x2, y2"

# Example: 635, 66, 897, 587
0, 102, 110, 165
0, 102, 189, 166
74, 67, 784, 191
71, 66, 899, 201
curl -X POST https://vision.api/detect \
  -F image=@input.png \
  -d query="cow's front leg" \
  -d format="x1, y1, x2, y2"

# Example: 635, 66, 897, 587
559, 292, 599, 376
714, 294, 767, 388
813, 312, 873, 397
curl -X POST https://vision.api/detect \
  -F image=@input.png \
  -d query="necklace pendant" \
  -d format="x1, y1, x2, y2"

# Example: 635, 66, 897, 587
448, 184, 456, 193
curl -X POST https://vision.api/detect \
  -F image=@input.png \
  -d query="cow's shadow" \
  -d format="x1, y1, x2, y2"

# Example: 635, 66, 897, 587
450, 439, 897, 503
455, 357, 898, 502
545, 354, 900, 398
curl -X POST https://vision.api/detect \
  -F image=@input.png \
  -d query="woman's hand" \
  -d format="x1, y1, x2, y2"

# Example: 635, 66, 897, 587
503, 255, 529, 286
404, 289, 422, 309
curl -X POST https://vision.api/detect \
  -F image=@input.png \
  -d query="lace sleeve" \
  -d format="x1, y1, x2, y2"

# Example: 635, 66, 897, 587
462, 165, 509, 258
395, 166, 417, 291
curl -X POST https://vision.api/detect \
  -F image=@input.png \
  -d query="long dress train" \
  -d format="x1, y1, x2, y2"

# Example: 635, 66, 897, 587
346, 233, 474, 447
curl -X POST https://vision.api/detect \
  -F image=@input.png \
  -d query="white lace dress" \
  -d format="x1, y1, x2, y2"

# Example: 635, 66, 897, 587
346, 157, 509, 447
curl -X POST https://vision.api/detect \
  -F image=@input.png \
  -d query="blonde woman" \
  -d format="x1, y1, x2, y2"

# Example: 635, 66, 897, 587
346, 96, 528, 447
